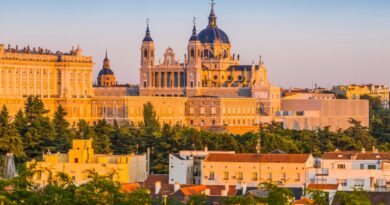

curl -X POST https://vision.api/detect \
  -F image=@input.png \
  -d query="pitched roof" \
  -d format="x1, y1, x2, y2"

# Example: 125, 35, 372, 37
120, 183, 140, 193
144, 174, 169, 185
179, 185, 207, 196
204, 153, 311, 163
293, 198, 314, 204
323, 151, 390, 160
307, 183, 338, 190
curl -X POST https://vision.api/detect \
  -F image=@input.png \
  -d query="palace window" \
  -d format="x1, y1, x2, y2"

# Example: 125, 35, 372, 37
237, 172, 243, 180
267, 173, 272, 181
252, 172, 258, 181
337, 164, 346, 169
223, 172, 229, 180
209, 171, 215, 180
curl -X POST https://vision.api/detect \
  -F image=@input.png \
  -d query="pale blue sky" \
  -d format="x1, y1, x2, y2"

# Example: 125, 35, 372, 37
1, 0, 389, 88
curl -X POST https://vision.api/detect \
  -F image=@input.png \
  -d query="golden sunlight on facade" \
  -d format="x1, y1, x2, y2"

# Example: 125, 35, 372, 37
0, 2, 369, 133
27, 139, 148, 186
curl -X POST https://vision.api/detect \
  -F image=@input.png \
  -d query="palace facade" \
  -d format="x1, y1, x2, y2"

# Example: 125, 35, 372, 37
0, 3, 368, 133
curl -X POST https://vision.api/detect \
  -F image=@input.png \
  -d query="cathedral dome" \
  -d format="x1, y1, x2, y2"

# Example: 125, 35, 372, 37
97, 51, 117, 87
198, 27, 229, 44
197, 1, 230, 44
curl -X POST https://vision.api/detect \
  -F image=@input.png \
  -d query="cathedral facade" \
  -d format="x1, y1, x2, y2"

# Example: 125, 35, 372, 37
4, 3, 371, 134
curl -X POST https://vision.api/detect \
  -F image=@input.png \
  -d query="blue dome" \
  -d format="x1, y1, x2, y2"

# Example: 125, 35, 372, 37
197, 27, 230, 44
98, 68, 114, 76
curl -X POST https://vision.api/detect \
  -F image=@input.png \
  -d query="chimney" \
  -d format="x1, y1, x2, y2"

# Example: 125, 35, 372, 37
204, 188, 210, 196
155, 181, 161, 195
362, 148, 365, 153
225, 182, 229, 192
221, 189, 228, 196
235, 182, 242, 190
242, 182, 247, 195
174, 182, 180, 192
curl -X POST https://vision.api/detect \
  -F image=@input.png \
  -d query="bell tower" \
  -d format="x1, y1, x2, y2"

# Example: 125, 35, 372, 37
186, 18, 203, 96
140, 19, 155, 96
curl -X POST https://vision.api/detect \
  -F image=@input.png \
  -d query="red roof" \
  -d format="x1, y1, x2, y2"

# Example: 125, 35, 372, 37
144, 174, 169, 185
204, 153, 310, 163
120, 183, 140, 193
293, 198, 314, 204
179, 185, 207, 196
323, 151, 390, 160
307, 184, 338, 190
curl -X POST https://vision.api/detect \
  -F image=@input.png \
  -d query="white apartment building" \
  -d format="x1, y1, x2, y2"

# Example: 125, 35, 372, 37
168, 148, 235, 185
310, 148, 390, 191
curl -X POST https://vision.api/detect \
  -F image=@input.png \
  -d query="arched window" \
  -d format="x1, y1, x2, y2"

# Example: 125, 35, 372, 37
203, 49, 213, 59
190, 49, 195, 58
223, 50, 229, 59
143, 49, 148, 58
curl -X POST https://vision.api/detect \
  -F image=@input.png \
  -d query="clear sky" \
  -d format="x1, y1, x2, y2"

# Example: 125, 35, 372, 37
1, 0, 389, 88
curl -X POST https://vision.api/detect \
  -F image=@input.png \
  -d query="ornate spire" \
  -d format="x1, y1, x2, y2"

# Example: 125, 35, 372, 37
143, 18, 153, 42
208, 0, 217, 28
103, 49, 110, 69
189, 17, 199, 41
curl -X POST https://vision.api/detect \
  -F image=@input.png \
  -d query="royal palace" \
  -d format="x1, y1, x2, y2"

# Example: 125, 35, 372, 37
0, 3, 368, 134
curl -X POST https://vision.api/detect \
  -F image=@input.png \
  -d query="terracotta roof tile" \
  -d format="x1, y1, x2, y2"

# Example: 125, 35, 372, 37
293, 197, 314, 204
204, 153, 310, 163
144, 174, 169, 185
120, 183, 140, 193
179, 185, 207, 196
323, 152, 390, 160
307, 183, 338, 190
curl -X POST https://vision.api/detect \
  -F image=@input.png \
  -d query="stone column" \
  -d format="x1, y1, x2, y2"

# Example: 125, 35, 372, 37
19, 67, 22, 96
33, 67, 36, 96
0, 67, 2, 95
82, 70, 86, 98
47, 69, 50, 98
40, 68, 43, 97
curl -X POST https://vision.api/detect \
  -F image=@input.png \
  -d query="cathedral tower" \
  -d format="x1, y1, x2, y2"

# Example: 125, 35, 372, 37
140, 20, 155, 96
186, 19, 203, 96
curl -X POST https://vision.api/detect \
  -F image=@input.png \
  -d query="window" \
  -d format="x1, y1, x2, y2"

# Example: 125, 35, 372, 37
237, 172, 243, 180
281, 173, 287, 181
72, 176, 76, 181
337, 179, 347, 187
360, 164, 364, 169
223, 172, 229, 180
74, 158, 79, 163
368, 165, 376, 170
209, 171, 215, 180
267, 173, 272, 181
295, 173, 300, 182
337, 164, 345, 169
252, 172, 258, 181
354, 179, 364, 188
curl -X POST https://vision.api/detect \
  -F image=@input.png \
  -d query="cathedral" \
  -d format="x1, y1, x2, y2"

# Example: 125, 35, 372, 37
0, 2, 284, 134
139, 3, 277, 100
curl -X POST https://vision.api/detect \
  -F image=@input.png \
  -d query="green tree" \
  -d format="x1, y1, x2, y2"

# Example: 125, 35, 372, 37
76, 119, 96, 139
337, 189, 371, 205
187, 194, 207, 205
21, 96, 55, 159
93, 119, 112, 154
53, 105, 74, 153
307, 189, 329, 205
260, 182, 293, 205
0, 105, 24, 157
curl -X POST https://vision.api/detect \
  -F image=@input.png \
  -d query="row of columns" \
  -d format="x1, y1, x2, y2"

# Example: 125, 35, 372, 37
0, 66, 91, 98
150, 71, 186, 88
